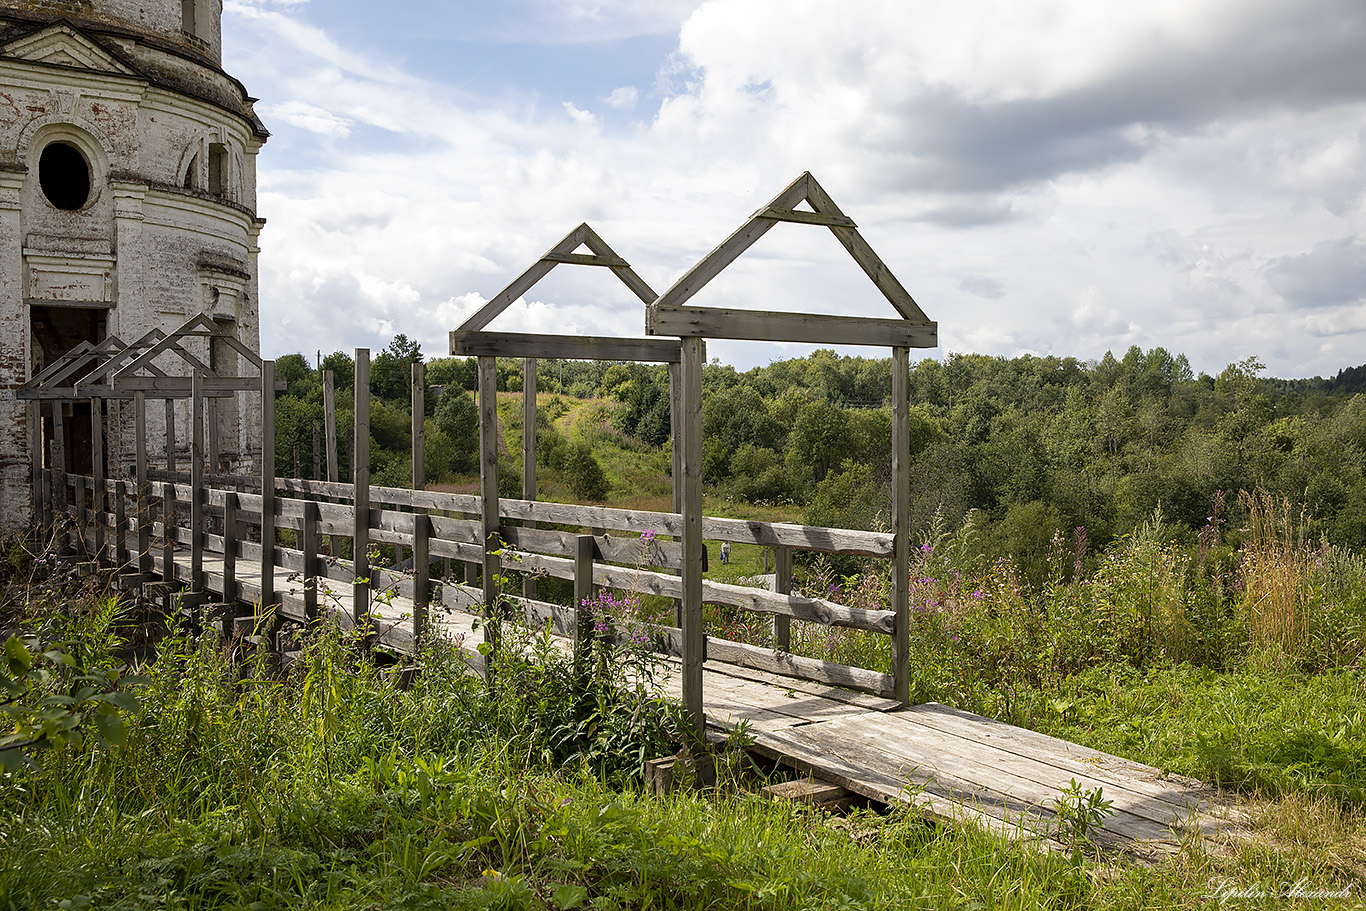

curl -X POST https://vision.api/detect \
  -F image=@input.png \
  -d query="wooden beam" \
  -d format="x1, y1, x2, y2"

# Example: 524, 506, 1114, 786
450, 331, 683, 363
522, 357, 537, 603
222, 491, 237, 608
757, 206, 857, 228
302, 499, 319, 621
411, 361, 428, 642
891, 346, 911, 705
323, 370, 338, 483
90, 396, 104, 563
190, 372, 204, 592
353, 349, 371, 624
651, 307, 937, 348
541, 251, 630, 268
574, 533, 594, 676
774, 545, 792, 651
260, 360, 276, 613
647, 175, 808, 318
134, 391, 149, 572
680, 336, 705, 741
804, 174, 930, 323
115, 375, 281, 393
164, 397, 176, 473
478, 355, 501, 654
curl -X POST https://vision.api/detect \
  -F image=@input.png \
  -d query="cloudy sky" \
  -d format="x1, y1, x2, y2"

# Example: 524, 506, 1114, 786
223, 0, 1366, 378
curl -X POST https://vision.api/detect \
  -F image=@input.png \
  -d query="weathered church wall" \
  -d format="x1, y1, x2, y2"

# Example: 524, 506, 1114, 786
0, 0, 266, 533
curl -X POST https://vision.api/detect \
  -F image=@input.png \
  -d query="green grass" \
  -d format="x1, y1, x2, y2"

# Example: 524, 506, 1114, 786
5, 554, 1366, 909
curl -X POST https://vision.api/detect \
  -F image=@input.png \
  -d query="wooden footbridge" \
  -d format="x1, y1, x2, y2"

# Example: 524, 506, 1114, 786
18, 173, 1245, 856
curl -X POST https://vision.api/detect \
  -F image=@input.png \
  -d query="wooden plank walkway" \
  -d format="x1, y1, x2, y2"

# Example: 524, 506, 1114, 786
143, 542, 1246, 859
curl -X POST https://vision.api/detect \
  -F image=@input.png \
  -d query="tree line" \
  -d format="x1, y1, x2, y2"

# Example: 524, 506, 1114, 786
268, 338, 1366, 574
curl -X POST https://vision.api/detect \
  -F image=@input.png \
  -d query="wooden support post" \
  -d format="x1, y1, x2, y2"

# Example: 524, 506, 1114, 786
891, 346, 911, 705
573, 533, 594, 676
411, 362, 429, 643
28, 401, 40, 530
208, 398, 220, 474
161, 479, 175, 579
75, 475, 88, 556
190, 372, 205, 592
353, 350, 371, 624
260, 360, 277, 615
114, 480, 127, 567
478, 356, 500, 653
669, 361, 684, 628
164, 397, 176, 473
91, 396, 105, 563
135, 392, 150, 573
522, 357, 537, 601
680, 337, 705, 742
222, 491, 238, 603
40, 469, 52, 539
302, 499, 319, 621
774, 546, 792, 651
323, 370, 338, 556
324, 370, 338, 482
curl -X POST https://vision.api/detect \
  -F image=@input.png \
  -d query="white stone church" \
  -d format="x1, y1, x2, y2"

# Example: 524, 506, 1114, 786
0, 0, 267, 534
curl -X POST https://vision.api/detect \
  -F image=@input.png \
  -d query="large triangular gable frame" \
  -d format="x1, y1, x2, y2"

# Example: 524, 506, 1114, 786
646, 171, 938, 349
451, 222, 682, 364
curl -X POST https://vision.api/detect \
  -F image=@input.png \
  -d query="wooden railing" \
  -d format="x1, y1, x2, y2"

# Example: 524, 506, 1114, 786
41, 468, 900, 698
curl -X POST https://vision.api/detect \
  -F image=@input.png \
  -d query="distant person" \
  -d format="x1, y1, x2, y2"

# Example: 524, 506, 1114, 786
720, 541, 731, 564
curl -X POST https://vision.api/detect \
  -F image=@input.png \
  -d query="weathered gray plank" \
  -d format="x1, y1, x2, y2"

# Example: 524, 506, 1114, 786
451, 332, 684, 363
651, 307, 937, 348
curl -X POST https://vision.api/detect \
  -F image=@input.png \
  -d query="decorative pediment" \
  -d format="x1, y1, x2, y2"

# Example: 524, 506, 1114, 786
0, 23, 140, 78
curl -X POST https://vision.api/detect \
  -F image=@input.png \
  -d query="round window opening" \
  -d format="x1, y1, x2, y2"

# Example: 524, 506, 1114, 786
38, 142, 92, 211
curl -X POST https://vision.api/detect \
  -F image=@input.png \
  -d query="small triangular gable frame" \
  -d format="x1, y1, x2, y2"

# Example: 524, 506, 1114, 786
112, 312, 283, 394
451, 223, 682, 363
646, 172, 937, 349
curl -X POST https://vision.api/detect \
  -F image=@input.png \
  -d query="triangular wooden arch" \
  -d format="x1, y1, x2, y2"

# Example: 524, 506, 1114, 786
451, 223, 683, 363
646, 172, 937, 348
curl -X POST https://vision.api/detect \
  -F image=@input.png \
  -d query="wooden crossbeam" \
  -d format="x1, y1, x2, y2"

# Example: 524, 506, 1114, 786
450, 330, 683, 363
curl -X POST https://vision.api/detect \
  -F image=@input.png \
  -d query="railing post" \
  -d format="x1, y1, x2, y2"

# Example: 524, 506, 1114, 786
669, 360, 684, 628
574, 533, 595, 677
40, 468, 52, 539
302, 499, 319, 621
412, 361, 428, 644
353, 349, 371, 625
135, 391, 150, 573
680, 336, 705, 742
74, 475, 87, 556
161, 481, 176, 581
114, 480, 127, 567
260, 360, 277, 615
190, 372, 205, 593
522, 357, 537, 602
28, 402, 40, 534
891, 346, 911, 706
91, 396, 105, 563
774, 546, 792, 650
222, 491, 238, 603
478, 355, 501, 655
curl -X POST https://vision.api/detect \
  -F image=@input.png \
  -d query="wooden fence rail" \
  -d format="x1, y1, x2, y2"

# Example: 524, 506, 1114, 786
49, 466, 902, 698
